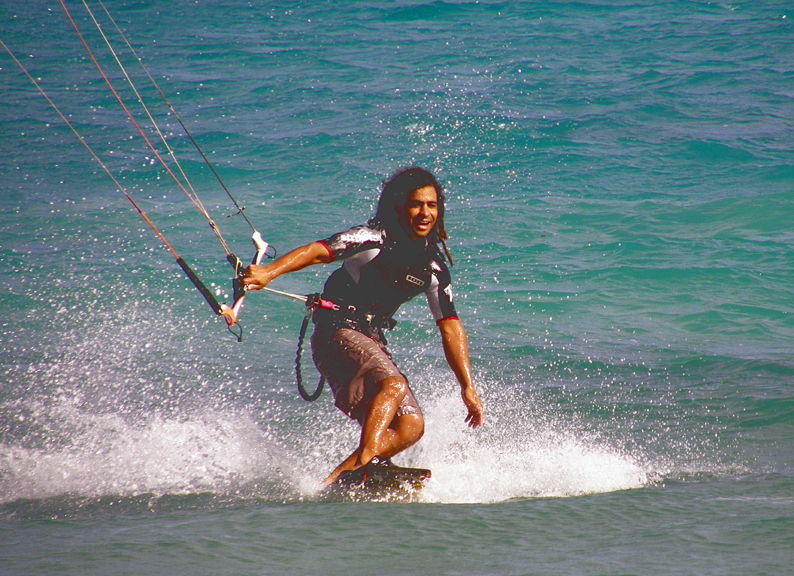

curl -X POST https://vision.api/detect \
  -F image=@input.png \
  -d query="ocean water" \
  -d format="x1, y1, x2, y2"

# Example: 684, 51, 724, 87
1, 1, 793, 574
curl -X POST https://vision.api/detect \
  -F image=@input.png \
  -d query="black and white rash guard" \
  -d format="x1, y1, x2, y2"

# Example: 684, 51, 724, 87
315, 225, 458, 337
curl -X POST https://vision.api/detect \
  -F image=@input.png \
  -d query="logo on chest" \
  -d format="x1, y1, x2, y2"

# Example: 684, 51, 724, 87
405, 274, 425, 287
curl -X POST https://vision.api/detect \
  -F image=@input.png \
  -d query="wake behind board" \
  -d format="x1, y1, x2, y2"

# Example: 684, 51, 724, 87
324, 461, 431, 500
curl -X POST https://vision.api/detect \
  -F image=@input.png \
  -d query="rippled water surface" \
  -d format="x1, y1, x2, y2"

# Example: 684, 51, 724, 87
1, 1, 792, 575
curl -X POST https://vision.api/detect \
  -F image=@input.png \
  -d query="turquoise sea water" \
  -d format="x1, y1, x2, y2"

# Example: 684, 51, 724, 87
1, 1, 793, 574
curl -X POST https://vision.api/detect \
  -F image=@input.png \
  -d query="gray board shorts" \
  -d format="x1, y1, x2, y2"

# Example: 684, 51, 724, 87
311, 326, 421, 426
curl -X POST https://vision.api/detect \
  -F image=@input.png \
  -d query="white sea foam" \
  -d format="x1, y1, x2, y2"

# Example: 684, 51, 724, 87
0, 365, 652, 506
410, 389, 649, 503
0, 398, 288, 504
0, 297, 710, 507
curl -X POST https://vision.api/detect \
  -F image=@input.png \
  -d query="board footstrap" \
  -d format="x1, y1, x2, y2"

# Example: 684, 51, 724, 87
336, 462, 431, 491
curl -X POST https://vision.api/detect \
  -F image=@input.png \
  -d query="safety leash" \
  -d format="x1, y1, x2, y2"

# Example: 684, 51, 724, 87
261, 289, 338, 402
295, 299, 325, 402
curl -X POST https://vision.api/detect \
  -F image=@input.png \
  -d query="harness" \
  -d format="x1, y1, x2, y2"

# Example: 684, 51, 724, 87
295, 293, 397, 402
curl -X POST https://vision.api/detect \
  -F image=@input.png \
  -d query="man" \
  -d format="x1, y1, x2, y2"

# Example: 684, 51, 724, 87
242, 167, 483, 484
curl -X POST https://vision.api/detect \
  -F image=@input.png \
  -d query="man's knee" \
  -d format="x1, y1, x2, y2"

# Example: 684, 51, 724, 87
398, 412, 425, 444
379, 376, 408, 400
412, 414, 425, 442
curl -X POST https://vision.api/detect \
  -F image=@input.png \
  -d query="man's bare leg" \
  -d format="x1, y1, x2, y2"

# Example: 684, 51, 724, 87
324, 377, 424, 484
323, 413, 424, 485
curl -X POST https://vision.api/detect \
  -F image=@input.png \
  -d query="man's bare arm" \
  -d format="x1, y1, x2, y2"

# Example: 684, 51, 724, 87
438, 318, 484, 428
242, 241, 332, 291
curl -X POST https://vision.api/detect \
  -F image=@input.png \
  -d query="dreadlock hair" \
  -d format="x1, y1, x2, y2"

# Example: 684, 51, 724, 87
368, 166, 454, 265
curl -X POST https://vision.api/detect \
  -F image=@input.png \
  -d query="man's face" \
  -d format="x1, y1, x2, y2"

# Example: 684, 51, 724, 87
400, 185, 439, 240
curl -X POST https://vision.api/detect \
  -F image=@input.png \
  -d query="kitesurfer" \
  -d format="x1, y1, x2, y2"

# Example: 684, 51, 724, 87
242, 167, 483, 484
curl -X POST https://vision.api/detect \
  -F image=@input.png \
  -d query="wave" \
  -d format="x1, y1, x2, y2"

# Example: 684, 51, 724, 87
0, 296, 757, 521
0, 388, 654, 520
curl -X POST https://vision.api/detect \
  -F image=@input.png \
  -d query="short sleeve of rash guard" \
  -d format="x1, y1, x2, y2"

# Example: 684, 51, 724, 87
319, 226, 384, 261
426, 260, 458, 322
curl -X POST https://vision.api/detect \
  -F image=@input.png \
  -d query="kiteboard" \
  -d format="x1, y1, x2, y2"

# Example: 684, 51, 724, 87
324, 460, 431, 500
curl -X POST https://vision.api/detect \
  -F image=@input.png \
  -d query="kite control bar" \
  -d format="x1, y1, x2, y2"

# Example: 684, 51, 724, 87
219, 231, 270, 329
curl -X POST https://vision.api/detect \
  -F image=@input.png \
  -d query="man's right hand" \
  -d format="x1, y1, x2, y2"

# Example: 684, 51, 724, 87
462, 386, 484, 428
